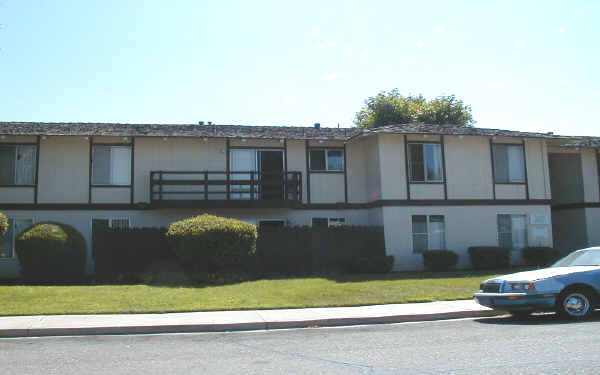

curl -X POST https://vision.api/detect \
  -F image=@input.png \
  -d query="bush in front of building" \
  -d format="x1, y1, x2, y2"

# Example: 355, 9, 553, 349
468, 246, 510, 270
422, 250, 459, 271
522, 246, 562, 267
166, 214, 258, 273
0, 213, 8, 242
93, 227, 174, 281
15, 222, 87, 282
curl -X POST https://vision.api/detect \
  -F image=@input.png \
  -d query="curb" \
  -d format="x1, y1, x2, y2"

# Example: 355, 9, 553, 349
0, 309, 504, 339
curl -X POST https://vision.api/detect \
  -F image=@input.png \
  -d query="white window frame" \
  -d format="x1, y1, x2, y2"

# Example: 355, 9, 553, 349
0, 144, 37, 186
411, 215, 446, 253
0, 216, 36, 260
492, 144, 526, 184
497, 214, 528, 250
408, 142, 444, 183
91, 144, 132, 186
309, 148, 345, 172
90, 216, 131, 232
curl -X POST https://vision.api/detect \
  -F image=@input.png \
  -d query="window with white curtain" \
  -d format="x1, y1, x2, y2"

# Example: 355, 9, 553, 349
412, 215, 446, 253
0, 144, 37, 186
0, 218, 34, 258
92, 145, 132, 185
408, 143, 443, 182
498, 214, 527, 250
492, 144, 525, 183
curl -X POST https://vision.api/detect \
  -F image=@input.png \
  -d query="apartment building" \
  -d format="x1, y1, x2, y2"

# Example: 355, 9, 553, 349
0, 122, 581, 277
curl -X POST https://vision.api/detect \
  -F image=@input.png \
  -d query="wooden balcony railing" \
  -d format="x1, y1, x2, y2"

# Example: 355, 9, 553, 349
150, 171, 302, 206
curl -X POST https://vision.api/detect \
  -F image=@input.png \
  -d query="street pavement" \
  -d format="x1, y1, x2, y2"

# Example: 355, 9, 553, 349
2, 313, 600, 374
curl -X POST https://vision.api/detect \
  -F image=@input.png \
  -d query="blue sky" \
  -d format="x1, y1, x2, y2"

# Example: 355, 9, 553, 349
0, 1, 598, 135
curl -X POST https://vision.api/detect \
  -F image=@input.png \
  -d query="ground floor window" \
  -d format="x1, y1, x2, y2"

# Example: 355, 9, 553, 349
0, 218, 34, 259
498, 214, 527, 250
412, 215, 445, 253
312, 217, 346, 228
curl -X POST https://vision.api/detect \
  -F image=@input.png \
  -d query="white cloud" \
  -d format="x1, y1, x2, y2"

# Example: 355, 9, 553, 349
488, 83, 505, 89
433, 25, 443, 33
323, 72, 344, 81
327, 41, 337, 47
416, 41, 425, 47
284, 96, 297, 105
515, 40, 526, 49
312, 27, 320, 37
362, 50, 369, 58
316, 43, 325, 49
558, 27, 565, 33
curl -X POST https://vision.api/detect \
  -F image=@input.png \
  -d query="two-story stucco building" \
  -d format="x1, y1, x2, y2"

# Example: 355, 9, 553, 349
0, 121, 589, 278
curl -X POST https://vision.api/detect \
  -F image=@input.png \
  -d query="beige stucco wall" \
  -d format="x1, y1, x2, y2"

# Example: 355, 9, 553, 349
37, 136, 89, 203
363, 135, 382, 201
91, 187, 130, 203
495, 184, 527, 199
586, 208, 600, 247
133, 137, 227, 203
378, 134, 407, 200
309, 174, 345, 203
0, 136, 37, 143
409, 184, 445, 199
525, 139, 552, 199
345, 139, 368, 203
445, 136, 493, 199
0, 187, 35, 203
581, 150, 599, 203
382, 205, 553, 271
286, 140, 307, 203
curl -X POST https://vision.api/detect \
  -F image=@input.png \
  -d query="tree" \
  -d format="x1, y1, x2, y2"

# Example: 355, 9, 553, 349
354, 90, 474, 128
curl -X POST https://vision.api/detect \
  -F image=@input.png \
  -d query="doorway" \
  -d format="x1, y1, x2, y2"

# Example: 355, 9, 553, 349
229, 149, 284, 200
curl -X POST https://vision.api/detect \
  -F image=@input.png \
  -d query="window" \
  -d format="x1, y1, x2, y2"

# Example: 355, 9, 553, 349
0, 218, 34, 259
312, 217, 346, 228
92, 217, 130, 231
492, 144, 525, 183
412, 215, 445, 253
309, 149, 344, 171
0, 144, 37, 185
408, 143, 443, 182
498, 214, 527, 250
92, 145, 132, 185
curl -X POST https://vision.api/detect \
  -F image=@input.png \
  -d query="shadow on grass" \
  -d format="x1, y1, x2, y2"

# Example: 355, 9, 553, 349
0, 267, 534, 289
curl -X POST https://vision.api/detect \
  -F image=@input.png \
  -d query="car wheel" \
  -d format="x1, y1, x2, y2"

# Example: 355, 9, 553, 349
509, 310, 533, 320
557, 288, 594, 319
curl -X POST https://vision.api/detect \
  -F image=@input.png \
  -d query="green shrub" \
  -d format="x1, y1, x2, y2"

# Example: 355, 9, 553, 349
522, 247, 562, 267
468, 246, 509, 270
166, 214, 258, 273
15, 222, 87, 281
422, 250, 459, 271
93, 227, 173, 280
0, 213, 8, 242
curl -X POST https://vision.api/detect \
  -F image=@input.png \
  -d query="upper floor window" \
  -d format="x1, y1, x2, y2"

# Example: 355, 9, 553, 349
309, 149, 344, 171
412, 215, 445, 253
498, 214, 527, 250
92, 145, 132, 186
0, 144, 37, 186
492, 144, 525, 183
0, 218, 34, 259
408, 143, 443, 182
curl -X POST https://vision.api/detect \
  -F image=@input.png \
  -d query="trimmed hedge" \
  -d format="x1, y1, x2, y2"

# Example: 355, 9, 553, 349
257, 226, 391, 274
0, 213, 8, 242
167, 214, 258, 273
522, 247, 562, 267
15, 222, 87, 281
468, 246, 509, 270
93, 227, 173, 280
422, 250, 459, 271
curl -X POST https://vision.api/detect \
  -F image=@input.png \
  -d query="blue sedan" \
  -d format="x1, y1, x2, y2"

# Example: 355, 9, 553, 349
474, 247, 600, 319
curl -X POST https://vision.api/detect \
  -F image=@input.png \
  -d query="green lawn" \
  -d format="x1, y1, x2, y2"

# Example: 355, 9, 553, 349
0, 269, 517, 316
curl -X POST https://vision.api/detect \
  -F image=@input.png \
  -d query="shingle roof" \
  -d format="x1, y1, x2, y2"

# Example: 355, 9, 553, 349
359, 123, 577, 140
0, 122, 360, 141
0, 121, 595, 146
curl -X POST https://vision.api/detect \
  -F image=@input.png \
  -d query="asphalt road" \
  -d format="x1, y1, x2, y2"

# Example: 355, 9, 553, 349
3, 313, 600, 374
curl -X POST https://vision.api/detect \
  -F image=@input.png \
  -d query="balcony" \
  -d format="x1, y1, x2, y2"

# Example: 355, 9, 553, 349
149, 171, 302, 208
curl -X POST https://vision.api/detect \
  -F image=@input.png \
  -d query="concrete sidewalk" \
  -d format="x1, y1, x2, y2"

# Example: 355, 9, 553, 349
0, 300, 502, 338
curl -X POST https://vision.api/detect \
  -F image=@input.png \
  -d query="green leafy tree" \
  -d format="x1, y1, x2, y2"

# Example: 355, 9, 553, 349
355, 90, 474, 128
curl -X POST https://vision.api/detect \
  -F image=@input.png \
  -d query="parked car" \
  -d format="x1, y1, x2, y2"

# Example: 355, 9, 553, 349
474, 247, 600, 319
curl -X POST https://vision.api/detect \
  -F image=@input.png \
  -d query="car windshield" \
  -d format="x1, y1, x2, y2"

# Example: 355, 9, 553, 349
552, 250, 600, 267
